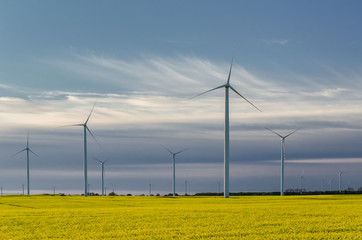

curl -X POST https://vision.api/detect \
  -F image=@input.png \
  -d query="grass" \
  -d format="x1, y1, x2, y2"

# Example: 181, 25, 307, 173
0, 195, 361, 239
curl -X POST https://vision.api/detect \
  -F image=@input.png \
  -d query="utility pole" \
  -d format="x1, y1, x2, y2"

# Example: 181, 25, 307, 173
22, 184, 25, 195
53, 186, 56, 195
149, 184, 152, 196
1, 186, 2, 196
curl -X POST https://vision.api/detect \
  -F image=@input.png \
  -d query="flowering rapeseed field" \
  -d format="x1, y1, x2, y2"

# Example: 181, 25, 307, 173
0, 195, 361, 239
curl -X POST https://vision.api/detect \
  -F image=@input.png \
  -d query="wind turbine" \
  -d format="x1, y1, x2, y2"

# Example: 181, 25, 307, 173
185, 180, 189, 196
300, 170, 305, 194
12, 130, 39, 196
164, 146, 189, 196
191, 55, 261, 198
339, 170, 344, 193
94, 157, 107, 196
65, 104, 99, 197
265, 127, 299, 196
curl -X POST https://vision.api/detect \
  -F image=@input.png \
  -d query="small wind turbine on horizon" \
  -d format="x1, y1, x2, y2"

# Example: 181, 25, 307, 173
300, 169, 305, 194
339, 170, 344, 192
191, 54, 261, 198
163, 146, 189, 197
63, 104, 100, 197
265, 127, 300, 196
185, 180, 189, 196
94, 157, 107, 196
12, 130, 39, 196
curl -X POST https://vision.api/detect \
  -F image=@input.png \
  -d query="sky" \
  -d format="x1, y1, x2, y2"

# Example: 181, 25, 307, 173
0, 0, 362, 195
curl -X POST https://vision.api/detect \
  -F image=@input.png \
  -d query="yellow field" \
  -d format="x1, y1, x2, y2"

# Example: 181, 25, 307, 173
0, 195, 361, 239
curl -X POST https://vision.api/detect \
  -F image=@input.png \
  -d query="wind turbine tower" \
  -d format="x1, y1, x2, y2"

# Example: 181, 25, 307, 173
191, 55, 261, 198
12, 130, 39, 195
265, 127, 299, 196
94, 157, 107, 196
164, 147, 188, 196
65, 105, 99, 197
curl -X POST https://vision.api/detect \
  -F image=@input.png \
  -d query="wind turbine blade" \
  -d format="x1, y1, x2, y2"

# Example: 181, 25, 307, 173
162, 145, 174, 154
29, 149, 40, 158
175, 148, 189, 155
93, 157, 102, 163
58, 124, 84, 128
264, 127, 283, 138
85, 103, 96, 125
94, 157, 106, 164
226, 54, 234, 85
11, 149, 27, 158
189, 84, 226, 100
285, 127, 302, 138
229, 86, 262, 112
86, 126, 101, 147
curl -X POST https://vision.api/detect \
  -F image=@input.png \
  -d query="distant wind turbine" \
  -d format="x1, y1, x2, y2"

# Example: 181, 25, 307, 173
94, 157, 107, 196
339, 170, 344, 192
164, 146, 189, 196
265, 127, 299, 196
191, 55, 261, 198
185, 180, 189, 196
64, 104, 100, 197
12, 130, 39, 196
300, 170, 305, 194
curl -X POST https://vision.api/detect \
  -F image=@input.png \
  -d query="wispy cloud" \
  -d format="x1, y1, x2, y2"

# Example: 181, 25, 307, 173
1, 53, 361, 136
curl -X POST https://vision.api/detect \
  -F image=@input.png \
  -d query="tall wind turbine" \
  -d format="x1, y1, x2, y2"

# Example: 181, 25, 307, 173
65, 105, 99, 197
164, 147, 188, 196
191, 55, 261, 198
265, 127, 299, 196
94, 157, 107, 196
12, 130, 39, 195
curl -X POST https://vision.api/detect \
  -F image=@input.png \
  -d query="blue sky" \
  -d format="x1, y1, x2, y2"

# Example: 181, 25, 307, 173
0, 1, 362, 195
